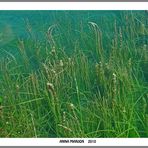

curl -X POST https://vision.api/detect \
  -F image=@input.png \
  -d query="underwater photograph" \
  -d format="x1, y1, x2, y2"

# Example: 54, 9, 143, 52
0, 10, 148, 138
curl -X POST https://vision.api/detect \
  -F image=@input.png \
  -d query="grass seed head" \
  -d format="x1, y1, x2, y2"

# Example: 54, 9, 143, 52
113, 72, 116, 76
16, 84, 19, 88
51, 47, 56, 55
68, 58, 71, 62
63, 111, 66, 123
141, 23, 145, 35
112, 73, 117, 97
69, 103, 74, 110
47, 82, 54, 91
59, 60, 64, 67
51, 69, 56, 74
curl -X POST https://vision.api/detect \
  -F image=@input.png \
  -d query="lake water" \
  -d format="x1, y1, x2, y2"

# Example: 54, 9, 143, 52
0, 11, 123, 47
0, 11, 147, 75
0, 11, 121, 60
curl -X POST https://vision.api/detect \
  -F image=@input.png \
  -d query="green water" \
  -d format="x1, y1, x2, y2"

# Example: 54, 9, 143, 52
0, 11, 147, 50
0, 11, 147, 70
0, 11, 146, 49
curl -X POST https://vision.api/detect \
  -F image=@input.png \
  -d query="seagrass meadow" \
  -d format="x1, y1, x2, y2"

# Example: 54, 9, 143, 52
0, 10, 148, 137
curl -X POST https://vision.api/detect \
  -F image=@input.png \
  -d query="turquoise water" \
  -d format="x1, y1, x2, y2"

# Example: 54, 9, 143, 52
0, 11, 146, 47
0, 10, 147, 47
0, 11, 119, 67
0, 11, 124, 47
0, 10, 147, 73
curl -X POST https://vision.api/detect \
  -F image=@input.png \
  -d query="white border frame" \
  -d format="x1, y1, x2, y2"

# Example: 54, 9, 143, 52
0, 2, 147, 10
0, 2, 148, 146
0, 138, 148, 146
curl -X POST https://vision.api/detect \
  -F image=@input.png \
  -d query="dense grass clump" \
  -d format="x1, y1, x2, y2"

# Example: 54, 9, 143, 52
0, 10, 148, 137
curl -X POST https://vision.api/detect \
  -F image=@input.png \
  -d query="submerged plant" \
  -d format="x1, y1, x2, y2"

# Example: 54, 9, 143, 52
1, 11, 148, 138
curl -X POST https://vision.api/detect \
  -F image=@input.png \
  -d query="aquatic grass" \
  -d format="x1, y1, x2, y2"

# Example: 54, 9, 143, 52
0, 11, 148, 137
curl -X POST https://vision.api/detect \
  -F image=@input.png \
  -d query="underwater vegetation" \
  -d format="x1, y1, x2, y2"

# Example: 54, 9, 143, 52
0, 10, 148, 137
